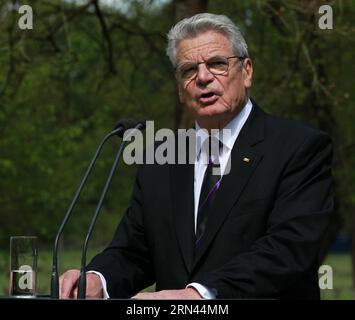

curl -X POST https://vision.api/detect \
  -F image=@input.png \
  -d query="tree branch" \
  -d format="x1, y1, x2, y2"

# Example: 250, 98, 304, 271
93, 0, 116, 74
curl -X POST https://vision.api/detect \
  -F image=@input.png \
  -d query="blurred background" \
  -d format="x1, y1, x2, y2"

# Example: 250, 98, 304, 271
0, 0, 354, 299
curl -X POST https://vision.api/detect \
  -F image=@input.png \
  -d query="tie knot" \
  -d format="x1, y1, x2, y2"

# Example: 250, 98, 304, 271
202, 136, 221, 166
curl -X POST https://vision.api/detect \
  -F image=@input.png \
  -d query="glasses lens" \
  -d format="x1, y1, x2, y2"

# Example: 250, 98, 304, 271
176, 56, 232, 80
177, 63, 197, 80
206, 57, 229, 74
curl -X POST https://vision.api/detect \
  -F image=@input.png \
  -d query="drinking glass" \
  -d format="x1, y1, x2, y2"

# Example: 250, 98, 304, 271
9, 236, 37, 297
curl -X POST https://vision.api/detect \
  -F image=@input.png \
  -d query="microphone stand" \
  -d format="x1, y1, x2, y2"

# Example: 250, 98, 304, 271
50, 127, 123, 299
77, 123, 145, 299
77, 140, 127, 299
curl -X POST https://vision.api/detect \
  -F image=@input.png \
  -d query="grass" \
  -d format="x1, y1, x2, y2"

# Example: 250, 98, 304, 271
320, 253, 354, 300
0, 248, 353, 299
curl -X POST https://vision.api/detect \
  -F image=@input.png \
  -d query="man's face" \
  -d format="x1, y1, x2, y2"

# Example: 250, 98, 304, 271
175, 31, 253, 125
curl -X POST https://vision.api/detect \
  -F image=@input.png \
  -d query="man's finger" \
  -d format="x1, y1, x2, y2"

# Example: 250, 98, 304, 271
73, 287, 78, 299
131, 292, 156, 299
60, 270, 79, 299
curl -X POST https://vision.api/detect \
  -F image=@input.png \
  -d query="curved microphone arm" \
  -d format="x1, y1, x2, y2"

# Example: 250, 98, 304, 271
77, 139, 128, 299
50, 127, 122, 299
77, 123, 145, 299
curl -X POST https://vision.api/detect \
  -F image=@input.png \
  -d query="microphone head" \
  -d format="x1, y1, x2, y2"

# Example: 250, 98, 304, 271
114, 119, 146, 137
114, 119, 137, 131
134, 120, 146, 131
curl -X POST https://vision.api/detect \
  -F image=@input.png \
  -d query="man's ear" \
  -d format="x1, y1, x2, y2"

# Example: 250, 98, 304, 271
243, 58, 253, 89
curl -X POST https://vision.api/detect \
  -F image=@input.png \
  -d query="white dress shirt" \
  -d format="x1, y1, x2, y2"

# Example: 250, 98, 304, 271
91, 99, 253, 299
187, 98, 253, 298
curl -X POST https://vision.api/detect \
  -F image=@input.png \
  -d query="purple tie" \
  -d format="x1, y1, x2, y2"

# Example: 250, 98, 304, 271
195, 138, 222, 246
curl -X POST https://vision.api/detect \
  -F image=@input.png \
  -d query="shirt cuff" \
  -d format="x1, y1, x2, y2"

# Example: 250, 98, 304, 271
87, 270, 110, 299
186, 282, 217, 299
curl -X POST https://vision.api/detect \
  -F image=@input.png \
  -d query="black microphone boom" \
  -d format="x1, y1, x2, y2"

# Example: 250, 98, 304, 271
114, 119, 139, 137
77, 120, 146, 299
50, 119, 139, 299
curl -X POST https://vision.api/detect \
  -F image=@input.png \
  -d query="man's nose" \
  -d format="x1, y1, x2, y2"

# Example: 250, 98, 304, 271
196, 63, 214, 86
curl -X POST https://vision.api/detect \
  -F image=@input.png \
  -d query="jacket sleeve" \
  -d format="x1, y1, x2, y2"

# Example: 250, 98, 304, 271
192, 131, 334, 298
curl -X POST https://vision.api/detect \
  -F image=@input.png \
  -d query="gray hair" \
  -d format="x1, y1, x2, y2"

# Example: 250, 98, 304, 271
166, 13, 249, 67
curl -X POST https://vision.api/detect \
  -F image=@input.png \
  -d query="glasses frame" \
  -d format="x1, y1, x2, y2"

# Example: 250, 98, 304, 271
175, 55, 246, 81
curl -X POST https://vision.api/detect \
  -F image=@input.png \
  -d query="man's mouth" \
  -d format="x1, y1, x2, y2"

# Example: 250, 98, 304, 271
199, 92, 219, 105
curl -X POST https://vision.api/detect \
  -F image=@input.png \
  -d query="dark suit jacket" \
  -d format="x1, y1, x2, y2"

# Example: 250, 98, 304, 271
88, 100, 334, 299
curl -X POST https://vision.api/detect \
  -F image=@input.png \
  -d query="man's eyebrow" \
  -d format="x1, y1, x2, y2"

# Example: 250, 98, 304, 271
178, 55, 226, 65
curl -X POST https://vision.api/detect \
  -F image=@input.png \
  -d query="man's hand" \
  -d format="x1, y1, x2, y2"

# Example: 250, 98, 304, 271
131, 288, 202, 300
59, 269, 103, 299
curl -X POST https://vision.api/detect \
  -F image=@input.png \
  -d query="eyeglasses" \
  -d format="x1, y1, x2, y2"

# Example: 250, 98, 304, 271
175, 55, 245, 81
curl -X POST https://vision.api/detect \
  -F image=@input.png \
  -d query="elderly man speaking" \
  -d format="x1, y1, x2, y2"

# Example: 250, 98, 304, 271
59, 13, 333, 300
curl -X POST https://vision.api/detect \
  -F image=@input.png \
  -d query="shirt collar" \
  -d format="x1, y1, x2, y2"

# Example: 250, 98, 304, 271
195, 98, 253, 160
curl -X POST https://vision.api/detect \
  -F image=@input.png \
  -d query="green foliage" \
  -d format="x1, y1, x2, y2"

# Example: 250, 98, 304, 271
0, 0, 354, 253
0, 0, 175, 246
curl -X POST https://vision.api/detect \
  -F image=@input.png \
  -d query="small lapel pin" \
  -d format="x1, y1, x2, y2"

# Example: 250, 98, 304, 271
243, 157, 251, 163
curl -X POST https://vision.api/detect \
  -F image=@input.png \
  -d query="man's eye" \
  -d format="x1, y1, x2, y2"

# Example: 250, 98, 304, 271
208, 59, 228, 71
181, 66, 197, 78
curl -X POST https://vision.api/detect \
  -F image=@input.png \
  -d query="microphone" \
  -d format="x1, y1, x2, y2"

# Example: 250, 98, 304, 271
77, 120, 146, 299
50, 119, 139, 299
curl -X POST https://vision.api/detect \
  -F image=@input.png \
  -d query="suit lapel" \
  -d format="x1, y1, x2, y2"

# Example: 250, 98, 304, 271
192, 101, 266, 269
